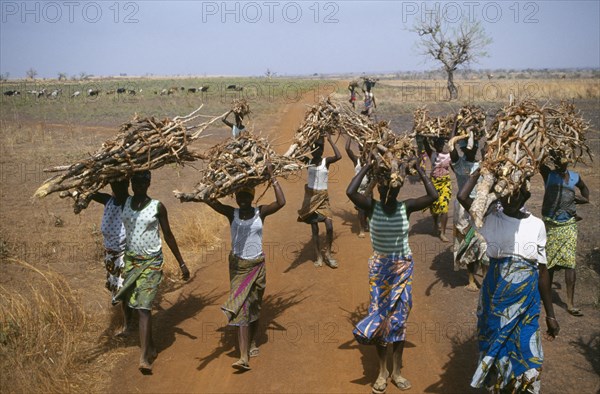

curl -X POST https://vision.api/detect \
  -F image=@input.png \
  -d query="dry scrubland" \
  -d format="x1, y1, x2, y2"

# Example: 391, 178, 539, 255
1, 76, 599, 393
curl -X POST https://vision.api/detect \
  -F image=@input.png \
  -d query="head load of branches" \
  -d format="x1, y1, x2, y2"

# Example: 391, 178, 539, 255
174, 132, 303, 202
231, 99, 251, 118
469, 99, 591, 227
33, 105, 225, 213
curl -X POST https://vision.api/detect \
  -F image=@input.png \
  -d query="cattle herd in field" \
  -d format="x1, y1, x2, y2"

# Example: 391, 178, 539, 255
1, 83, 247, 99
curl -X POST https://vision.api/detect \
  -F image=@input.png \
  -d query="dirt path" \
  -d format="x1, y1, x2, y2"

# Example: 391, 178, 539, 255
108, 89, 598, 393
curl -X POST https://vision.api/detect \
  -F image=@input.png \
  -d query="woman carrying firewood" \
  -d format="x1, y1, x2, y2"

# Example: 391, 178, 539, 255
348, 82, 360, 110
113, 171, 190, 374
458, 169, 560, 393
361, 87, 377, 119
540, 155, 590, 317
345, 137, 371, 238
347, 155, 438, 394
202, 162, 286, 371
423, 137, 452, 242
222, 109, 246, 138
450, 138, 488, 291
297, 134, 342, 268
90, 179, 133, 336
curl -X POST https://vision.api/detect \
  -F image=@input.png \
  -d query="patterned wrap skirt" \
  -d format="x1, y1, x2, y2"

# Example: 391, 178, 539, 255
430, 175, 451, 215
544, 217, 577, 270
471, 257, 543, 393
104, 249, 125, 297
353, 254, 413, 345
222, 253, 266, 326
297, 186, 332, 223
112, 251, 164, 310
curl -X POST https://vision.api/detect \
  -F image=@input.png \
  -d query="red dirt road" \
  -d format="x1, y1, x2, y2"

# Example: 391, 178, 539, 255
109, 90, 599, 393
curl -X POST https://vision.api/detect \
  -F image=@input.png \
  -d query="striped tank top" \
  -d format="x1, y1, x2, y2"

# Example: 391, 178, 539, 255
369, 200, 411, 256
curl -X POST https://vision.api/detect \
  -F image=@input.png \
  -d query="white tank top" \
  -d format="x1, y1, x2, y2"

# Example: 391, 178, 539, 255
101, 197, 126, 252
232, 125, 244, 138
231, 208, 263, 260
354, 158, 368, 188
122, 197, 162, 256
307, 158, 328, 190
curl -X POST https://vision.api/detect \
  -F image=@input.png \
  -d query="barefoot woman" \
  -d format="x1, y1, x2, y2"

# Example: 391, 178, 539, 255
114, 171, 190, 374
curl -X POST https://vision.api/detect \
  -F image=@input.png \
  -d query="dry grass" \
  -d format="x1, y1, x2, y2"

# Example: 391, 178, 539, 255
378, 78, 600, 103
162, 205, 227, 280
0, 258, 89, 393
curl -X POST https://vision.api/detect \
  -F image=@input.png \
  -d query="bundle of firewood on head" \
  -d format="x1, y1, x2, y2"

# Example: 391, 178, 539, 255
369, 133, 418, 189
411, 106, 454, 140
469, 99, 591, 227
33, 105, 226, 214
283, 97, 342, 163
542, 100, 592, 168
448, 105, 488, 150
174, 133, 304, 202
231, 98, 251, 118
344, 117, 417, 189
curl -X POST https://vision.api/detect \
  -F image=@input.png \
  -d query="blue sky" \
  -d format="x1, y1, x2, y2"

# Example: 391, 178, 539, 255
1, 1, 599, 78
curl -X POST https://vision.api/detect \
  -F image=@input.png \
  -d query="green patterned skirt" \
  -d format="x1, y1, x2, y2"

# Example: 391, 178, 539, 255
544, 217, 577, 269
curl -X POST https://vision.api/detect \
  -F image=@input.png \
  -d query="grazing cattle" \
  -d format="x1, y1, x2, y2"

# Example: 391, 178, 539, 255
227, 84, 237, 90
106, 89, 116, 95
487, 73, 494, 80
235, 86, 243, 91
200, 86, 209, 92
127, 89, 136, 95
3, 90, 20, 96
88, 89, 100, 96
180, 87, 185, 91
187, 88, 198, 93
167, 87, 177, 95
160, 88, 168, 95
71, 91, 81, 98
50, 89, 62, 98
116, 87, 126, 94
36, 89, 46, 98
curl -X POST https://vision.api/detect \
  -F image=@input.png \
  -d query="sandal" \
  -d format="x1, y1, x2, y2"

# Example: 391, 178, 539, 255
392, 374, 412, 391
249, 347, 259, 357
231, 359, 251, 371
567, 308, 584, 317
372, 372, 389, 394
324, 255, 338, 269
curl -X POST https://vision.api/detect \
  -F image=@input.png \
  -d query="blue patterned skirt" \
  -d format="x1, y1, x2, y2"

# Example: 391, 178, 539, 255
353, 254, 413, 345
471, 257, 543, 393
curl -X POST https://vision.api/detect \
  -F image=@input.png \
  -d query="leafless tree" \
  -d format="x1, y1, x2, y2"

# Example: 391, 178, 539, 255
265, 68, 277, 79
413, 15, 491, 100
57, 72, 67, 81
26, 68, 38, 80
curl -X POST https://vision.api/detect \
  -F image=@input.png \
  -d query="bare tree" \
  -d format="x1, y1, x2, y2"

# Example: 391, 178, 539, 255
413, 15, 491, 100
26, 68, 38, 80
265, 68, 277, 79
57, 72, 67, 81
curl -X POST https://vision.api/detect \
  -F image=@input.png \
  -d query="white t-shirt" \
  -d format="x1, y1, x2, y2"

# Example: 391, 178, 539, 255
479, 210, 547, 265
